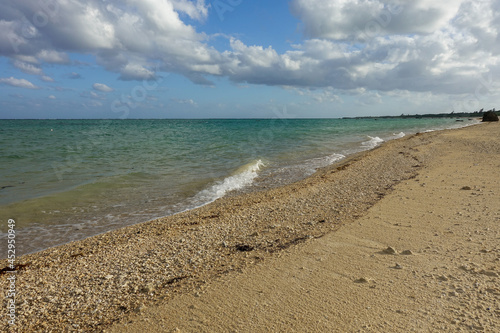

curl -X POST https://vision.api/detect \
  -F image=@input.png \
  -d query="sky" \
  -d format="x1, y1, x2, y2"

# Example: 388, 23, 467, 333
0, 0, 499, 119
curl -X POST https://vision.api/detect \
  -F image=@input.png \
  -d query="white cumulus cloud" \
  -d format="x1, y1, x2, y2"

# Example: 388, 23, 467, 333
0, 0, 211, 82
290, 0, 464, 41
12, 60, 43, 75
0, 0, 499, 99
0, 77, 39, 89
37, 50, 70, 64
92, 83, 114, 92
41, 75, 55, 82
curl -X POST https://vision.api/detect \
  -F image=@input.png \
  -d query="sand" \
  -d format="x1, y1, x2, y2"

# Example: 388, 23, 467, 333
1, 122, 499, 332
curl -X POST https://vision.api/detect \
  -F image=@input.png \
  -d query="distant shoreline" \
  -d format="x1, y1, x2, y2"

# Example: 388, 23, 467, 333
342, 109, 498, 120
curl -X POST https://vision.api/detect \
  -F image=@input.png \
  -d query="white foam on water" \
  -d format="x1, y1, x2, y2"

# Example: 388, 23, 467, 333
424, 118, 481, 133
194, 159, 265, 205
361, 136, 384, 149
305, 153, 346, 170
392, 132, 406, 139
0, 159, 267, 258
324, 153, 346, 165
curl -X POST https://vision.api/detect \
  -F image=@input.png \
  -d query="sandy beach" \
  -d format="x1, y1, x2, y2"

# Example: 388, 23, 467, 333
1, 122, 499, 332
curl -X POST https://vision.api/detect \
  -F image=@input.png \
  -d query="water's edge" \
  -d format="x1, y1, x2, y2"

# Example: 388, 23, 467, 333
0, 118, 479, 257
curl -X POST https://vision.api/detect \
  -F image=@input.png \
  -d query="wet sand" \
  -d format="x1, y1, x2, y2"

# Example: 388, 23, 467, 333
1, 122, 499, 332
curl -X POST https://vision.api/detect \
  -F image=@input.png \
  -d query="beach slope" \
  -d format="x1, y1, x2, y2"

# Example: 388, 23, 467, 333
110, 122, 500, 332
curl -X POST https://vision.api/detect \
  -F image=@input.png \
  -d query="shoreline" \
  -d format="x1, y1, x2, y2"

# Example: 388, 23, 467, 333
113, 121, 499, 333
1, 122, 497, 332
0, 118, 478, 258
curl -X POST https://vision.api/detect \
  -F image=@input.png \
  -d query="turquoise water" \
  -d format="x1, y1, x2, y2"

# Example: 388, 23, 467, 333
0, 118, 478, 257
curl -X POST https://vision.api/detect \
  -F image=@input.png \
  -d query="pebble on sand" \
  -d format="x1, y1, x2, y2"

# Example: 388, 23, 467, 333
382, 246, 398, 255
354, 277, 374, 283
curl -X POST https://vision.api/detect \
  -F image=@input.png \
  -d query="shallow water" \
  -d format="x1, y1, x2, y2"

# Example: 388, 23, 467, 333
0, 117, 478, 257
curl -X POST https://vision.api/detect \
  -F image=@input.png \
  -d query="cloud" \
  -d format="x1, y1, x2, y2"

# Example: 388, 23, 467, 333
355, 89, 383, 106
13, 59, 43, 75
14, 55, 39, 64
90, 91, 102, 99
0, 77, 39, 89
214, 0, 500, 95
171, 98, 197, 106
37, 50, 70, 64
118, 63, 156, 81
171, 0, 209, 20
41, 75, 55, 82
69, 72, 82, 79
0, 0, 212, 84
1, 0, 499, 99
290, 0, 464, 41
289, 87, 343, 104
48, 95, 56, 99
81, 90, 106, 100
92, 83, 114, 92
82, 100, 104, 108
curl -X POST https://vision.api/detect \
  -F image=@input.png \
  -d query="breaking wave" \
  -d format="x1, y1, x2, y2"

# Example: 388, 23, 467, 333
361, 136, 384, 149
193, 159, 265, 205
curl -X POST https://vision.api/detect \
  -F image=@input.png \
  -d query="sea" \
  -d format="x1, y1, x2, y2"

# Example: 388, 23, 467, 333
0, 117, 478, 258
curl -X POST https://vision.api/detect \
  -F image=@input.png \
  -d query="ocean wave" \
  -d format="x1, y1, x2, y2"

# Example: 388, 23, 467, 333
324, 153, 346, 165
305, 153, 346, 170
361, 136, 384, 149
392, 132, 406, 139
194, 159, 265, 205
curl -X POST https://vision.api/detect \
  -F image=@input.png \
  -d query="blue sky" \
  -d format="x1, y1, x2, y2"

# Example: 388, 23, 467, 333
1, 0, 499, 119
